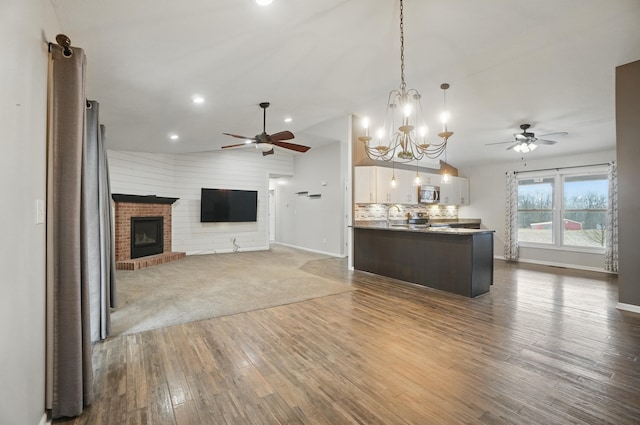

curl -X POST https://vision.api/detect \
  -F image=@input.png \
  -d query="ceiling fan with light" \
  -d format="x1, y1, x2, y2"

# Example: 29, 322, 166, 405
221, 102, 310, 156
486, 124, 568, 153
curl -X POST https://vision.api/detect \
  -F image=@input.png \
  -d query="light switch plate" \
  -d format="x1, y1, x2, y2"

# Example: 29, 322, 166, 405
35, 199, 45, 224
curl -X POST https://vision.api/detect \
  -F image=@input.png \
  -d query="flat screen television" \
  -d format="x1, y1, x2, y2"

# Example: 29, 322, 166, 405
200, 188, 258, 222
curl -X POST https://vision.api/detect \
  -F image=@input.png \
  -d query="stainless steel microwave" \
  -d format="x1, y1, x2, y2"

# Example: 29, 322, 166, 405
419, 186, 440, 203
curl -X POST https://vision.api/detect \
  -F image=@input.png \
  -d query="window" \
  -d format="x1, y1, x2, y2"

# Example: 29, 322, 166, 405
516, 168, 608, 251
518, 176, 554, 244
562, 174, 608, 248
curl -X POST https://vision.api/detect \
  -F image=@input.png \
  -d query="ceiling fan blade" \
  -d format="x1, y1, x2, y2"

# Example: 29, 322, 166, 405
268, 131, 295, 142
221, 142, 253, 149
538, 131, 568, 138
506, 143, 518, 150
536, 139, 558, 145
223, 132, 255, 140
262, 148, 275, 156
485, 141, 514, 146
270, 140, 311, 153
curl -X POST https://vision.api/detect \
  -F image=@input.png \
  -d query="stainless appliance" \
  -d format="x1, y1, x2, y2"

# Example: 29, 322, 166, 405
419, 186, 440, 203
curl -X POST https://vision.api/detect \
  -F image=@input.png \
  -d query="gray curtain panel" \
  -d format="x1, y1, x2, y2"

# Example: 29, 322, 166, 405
46, 42, 93, 418
46, 43, 116, 419
85, 101, 117, 341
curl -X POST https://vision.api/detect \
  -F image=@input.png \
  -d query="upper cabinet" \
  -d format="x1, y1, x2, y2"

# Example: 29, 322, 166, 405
355, 166, 469, 205
354, 166, 377, 203
439, 176, 470, 205
354, 166, 418, 204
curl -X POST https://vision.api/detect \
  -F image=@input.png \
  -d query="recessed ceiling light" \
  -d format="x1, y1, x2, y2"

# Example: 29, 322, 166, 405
169, 134, 179, 141
284, 117, 292, 123
192, 95, 205, 104
256, 0, 272, 6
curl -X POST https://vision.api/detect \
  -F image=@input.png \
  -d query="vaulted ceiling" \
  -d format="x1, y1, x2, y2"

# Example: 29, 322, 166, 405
50, 0, 640, 167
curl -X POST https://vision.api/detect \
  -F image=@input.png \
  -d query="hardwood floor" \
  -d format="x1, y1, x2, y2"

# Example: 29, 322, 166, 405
54, 258, 640, 424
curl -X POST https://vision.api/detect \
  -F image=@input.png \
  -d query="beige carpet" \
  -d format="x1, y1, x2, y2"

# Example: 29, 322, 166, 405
111, 245, 353, 335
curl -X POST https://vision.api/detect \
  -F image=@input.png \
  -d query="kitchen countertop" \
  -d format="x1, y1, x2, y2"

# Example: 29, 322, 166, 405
352, 222, 494, 236
428, 218, 481, 226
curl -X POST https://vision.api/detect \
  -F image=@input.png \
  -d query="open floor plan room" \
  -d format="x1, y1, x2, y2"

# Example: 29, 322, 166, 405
53, 251, 640, 425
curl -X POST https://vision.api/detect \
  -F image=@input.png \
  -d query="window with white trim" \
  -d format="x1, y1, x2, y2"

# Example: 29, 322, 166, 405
516, 167, 608, 250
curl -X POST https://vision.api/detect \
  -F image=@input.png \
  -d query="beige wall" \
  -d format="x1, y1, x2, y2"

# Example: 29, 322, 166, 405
0, 0, 60, 424
616, 59, 640, 308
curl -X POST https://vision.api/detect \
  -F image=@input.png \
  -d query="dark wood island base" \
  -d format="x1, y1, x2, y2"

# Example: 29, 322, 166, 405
353, 226, 494, 298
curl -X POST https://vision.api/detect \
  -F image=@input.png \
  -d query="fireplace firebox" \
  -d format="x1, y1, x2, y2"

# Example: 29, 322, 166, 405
131, 216, 164, 259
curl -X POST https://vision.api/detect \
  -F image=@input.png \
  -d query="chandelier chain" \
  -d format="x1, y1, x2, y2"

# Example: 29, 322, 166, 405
399, 0, 406, 91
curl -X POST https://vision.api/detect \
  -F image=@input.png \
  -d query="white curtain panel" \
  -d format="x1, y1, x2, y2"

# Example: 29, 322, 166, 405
605, 161, 618, 272
504, 171, 519, 261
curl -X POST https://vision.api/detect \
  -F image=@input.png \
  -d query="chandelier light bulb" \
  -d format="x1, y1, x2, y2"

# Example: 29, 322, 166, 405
419, 126, 427, 137
376, 128, 385, 139
391, 174, 397, 188
404, 103, 412, 117
440, 111, 450, 124
362, 117, 370, 137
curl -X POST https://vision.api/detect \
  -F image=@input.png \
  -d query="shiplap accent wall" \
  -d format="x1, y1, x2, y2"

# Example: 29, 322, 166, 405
108, 149, 293, 255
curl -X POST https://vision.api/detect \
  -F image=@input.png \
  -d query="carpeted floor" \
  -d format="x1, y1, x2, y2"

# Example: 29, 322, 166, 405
111, 245, 353, 335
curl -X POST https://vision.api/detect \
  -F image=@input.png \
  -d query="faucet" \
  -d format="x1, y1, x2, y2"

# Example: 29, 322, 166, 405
386, 204, 401, 226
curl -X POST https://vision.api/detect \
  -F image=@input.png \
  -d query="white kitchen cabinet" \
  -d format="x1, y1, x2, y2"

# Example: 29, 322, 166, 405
420, 172, 442, 187
376, 167, 418, 204
396, 169, 419, 204
458, 177, 469, 205
354, 166, 377, 203
354, 166, 420, 204
439, 176, 470, 205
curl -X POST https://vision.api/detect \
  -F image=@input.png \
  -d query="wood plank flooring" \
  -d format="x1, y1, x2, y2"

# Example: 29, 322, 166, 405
54, 257, 640, 424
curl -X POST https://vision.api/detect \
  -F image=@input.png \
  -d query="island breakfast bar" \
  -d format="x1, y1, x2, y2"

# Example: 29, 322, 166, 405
353, 225, 495, 298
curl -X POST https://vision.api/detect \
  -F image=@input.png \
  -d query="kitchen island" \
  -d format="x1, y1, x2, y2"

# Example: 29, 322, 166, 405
353, 223, 494, 298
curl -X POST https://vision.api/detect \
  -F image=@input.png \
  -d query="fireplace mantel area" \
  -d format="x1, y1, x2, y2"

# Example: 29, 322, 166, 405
113, 194, 186, 270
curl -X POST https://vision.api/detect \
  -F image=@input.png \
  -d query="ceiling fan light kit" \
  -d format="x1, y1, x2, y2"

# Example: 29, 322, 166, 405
359, 0, 453, 163
221, 102, 310, 157
485, 123, 567, 155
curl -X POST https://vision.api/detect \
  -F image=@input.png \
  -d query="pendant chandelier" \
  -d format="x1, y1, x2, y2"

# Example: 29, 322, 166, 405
359, 0, 453, 163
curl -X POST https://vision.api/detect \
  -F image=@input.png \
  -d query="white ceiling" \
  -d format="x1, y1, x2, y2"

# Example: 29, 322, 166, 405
50, 0, 640, 167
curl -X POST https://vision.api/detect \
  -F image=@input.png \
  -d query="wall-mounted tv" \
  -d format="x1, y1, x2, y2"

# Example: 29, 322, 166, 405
200, 188, 258, 223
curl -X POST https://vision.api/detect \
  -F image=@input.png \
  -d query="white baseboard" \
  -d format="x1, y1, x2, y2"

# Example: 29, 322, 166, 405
186, 246, 270, 255
617, 302, 640, 314
493, 255, 616, 274
272, 242, 344, 258
39, 412, 50, 425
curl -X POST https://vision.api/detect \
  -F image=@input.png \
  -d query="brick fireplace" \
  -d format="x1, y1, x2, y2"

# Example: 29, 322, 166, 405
113, 194, 185, 270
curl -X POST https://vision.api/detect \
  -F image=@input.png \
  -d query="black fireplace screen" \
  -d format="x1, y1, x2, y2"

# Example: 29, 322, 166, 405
130, 216, 164, 259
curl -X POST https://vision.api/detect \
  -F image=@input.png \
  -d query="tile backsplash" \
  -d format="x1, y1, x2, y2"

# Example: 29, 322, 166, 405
354, 203, 458, 221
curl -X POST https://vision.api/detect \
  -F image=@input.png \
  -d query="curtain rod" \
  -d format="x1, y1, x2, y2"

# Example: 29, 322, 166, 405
48, 33, 73, 57
506, 162, 612, 175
